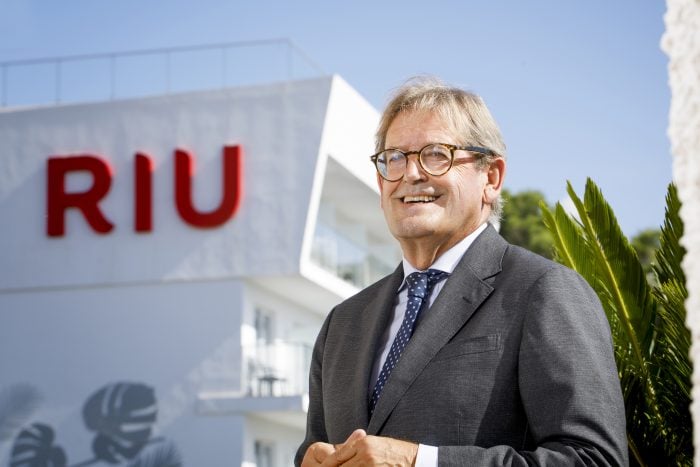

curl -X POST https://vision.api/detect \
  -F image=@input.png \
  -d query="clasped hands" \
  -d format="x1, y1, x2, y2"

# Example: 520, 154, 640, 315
301, 429, 418, 467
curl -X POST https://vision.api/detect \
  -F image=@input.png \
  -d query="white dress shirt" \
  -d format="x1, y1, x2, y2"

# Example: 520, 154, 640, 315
368, 223, 488, 467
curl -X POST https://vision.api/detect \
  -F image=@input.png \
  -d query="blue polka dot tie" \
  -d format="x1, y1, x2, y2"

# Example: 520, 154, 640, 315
369, 269, 448, 415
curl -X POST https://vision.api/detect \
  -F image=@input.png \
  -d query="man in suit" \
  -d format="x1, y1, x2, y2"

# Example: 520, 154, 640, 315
296, 77, 627, 466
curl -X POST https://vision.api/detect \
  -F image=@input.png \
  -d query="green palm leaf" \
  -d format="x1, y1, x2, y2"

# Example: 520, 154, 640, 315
567, 181, 662, 433
541, 178, 691, 466
541, 200, 591, 278
574, 180, 657, 349
654, 184, 686, 286
648, 184, 691, 463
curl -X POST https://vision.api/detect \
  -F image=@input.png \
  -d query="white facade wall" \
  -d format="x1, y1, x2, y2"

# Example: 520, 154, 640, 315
0, 78, 331, 289
662, 0, 700, 461
0, 76, 396, 466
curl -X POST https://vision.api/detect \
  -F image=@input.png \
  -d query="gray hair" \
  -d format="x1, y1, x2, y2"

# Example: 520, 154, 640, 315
375, 76, 507, 223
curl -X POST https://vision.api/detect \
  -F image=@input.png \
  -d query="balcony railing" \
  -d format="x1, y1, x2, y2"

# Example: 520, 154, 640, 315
311, 221, 396, 289
0, 39, 325, 108
242, 342, 312, 397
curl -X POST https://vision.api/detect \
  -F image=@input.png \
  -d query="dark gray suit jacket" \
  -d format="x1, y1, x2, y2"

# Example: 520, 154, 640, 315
296, 226, 628, 466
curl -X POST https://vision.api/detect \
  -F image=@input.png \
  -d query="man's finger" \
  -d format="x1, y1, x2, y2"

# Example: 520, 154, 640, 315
313, 443, 335, 462
346, 429, 367, 444
301, 442, 335, 467
335, 429, 367, 463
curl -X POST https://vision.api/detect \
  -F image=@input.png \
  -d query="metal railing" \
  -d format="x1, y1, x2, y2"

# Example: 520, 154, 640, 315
311, 221, 397, 289
0, 38, 326, 108
243, 342, 312, 397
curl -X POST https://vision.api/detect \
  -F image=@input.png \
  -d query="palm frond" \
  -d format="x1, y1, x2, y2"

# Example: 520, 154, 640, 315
540, 200, 598, 288
576, 180, 672, 447
574, 180, 657, 350
654, 184, 686, 285
541, 178, 693, 465
648, 183, 691, 462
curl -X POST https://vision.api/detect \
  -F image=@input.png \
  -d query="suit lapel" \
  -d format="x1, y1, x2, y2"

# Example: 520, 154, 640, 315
349, 264, 404, 430
367, 226, 507, 434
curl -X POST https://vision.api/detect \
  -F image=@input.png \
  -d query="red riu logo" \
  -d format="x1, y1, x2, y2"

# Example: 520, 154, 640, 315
46, 145, 243, 236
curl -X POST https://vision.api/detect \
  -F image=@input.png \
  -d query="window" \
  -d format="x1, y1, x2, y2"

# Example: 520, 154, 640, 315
255, 440, 275, 467
254, 308, 274, 345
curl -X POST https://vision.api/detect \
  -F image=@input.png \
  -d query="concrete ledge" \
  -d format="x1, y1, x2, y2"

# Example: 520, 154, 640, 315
196, 391, 309, 415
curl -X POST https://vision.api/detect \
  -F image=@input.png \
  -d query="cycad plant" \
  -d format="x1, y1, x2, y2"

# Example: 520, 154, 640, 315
540, 179, 691, 466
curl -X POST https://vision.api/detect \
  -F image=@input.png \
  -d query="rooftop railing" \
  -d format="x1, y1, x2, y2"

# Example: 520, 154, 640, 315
0, 38, 326, 108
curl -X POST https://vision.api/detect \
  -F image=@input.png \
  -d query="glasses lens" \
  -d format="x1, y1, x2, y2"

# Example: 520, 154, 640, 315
376, 150, 405, 180
420, 144, 452, 175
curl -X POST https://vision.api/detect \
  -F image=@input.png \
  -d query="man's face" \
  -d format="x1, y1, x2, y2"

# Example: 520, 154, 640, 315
378, 110, 502, 254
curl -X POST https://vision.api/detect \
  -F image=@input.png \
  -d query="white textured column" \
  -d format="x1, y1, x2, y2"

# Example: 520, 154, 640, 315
662, 0, 700, 460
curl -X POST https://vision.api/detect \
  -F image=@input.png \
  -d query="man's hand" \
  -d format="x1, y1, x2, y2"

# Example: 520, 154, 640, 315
322, 429, 418, 467
301, 441, 336, 467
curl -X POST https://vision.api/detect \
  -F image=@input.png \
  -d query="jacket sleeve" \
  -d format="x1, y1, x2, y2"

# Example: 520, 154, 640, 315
438, 266, 628, 466
294, 308, 333, 467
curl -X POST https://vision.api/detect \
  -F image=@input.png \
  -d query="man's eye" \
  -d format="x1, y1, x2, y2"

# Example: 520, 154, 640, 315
423, 149, 450, 161
387, 152, 404, 163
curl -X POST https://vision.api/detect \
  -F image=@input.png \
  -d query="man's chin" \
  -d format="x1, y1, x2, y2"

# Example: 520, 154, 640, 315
389, 222, 437, 242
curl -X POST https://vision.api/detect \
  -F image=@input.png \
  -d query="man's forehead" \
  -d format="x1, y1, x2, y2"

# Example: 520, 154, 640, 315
385, 110, 461, 144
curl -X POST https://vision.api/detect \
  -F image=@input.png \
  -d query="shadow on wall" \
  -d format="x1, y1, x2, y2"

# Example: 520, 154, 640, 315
0, 382, 182, 467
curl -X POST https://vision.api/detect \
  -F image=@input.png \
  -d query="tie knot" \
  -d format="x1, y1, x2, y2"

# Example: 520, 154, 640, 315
427, 269, 448, 285
406, 269, 448, 299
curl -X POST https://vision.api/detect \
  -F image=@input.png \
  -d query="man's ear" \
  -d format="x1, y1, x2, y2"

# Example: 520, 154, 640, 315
483, 158, 506, 204
377, 172, 385, 209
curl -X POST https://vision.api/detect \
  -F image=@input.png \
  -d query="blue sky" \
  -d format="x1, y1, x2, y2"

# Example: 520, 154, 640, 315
1, 0, 671, 235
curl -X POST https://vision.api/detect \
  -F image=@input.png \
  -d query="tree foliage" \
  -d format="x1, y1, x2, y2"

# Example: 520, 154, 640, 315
540, 179, 691, 466
499, 189, 554, 259
631, 228, 661, 280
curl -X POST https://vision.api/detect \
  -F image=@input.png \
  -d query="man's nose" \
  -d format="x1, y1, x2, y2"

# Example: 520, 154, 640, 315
403, 154, 427, 182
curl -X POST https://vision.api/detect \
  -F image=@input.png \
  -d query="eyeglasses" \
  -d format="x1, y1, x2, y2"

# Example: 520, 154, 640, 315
370, 143, 497, 182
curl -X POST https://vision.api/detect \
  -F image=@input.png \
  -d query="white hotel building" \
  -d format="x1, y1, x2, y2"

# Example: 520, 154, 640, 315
0, 72, 400, 466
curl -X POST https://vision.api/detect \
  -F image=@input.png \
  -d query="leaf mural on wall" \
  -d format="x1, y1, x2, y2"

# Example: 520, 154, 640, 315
0, 383, 42, 444
126, 440, 182, 467
82, 382, 157, 464
9, 423, 67, 467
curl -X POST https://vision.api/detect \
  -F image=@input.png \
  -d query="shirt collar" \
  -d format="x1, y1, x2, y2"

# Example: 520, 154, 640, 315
399, 222, 488, 290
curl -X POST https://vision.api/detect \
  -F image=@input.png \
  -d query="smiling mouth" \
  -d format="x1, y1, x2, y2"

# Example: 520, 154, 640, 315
402, 195, 438, 203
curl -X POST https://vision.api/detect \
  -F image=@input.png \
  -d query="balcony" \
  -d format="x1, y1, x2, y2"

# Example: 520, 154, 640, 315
243, 342, 312, 398
304, 156, 400, 293
196, 341, 311, 428
311, 221, 396, 289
